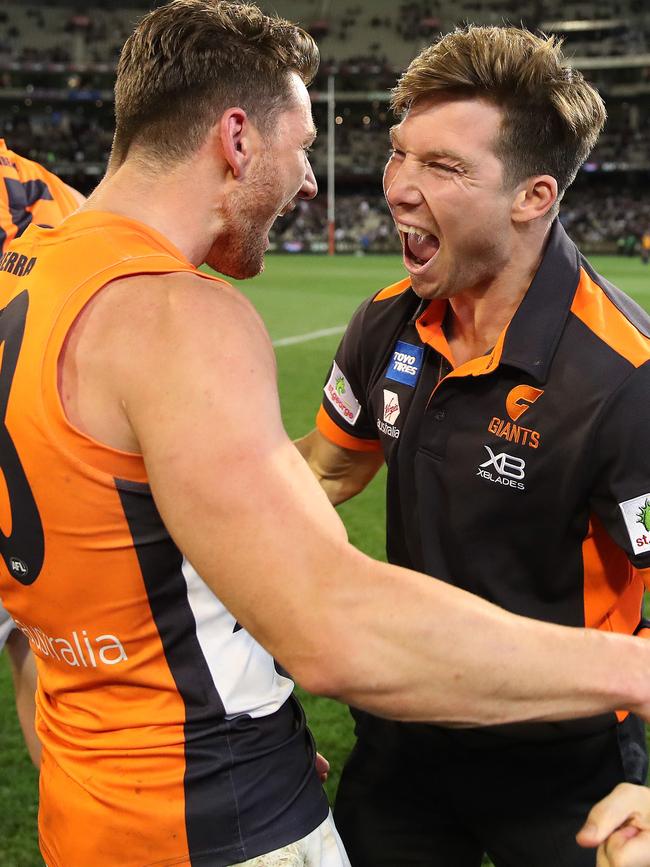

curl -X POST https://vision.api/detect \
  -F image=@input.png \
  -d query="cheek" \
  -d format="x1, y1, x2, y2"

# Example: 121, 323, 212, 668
382, 160, 397, 194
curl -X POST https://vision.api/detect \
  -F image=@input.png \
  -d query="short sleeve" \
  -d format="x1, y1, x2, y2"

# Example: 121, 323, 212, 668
590, 360, 650, 568
317, 297, 381, 452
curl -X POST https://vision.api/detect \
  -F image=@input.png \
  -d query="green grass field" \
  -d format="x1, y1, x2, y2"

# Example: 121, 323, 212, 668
1, 254, 649, 866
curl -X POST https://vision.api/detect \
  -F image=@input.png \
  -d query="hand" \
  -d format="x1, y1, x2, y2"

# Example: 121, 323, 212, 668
315, 751, 329, 784
577, 783, 650, 866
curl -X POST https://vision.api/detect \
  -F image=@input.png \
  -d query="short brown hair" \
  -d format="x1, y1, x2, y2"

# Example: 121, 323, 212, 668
391, 26, 606, 199
113, 0, 319, 165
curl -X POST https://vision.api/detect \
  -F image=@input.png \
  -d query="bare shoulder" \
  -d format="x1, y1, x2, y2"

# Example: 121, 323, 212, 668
62, 269, 277, 452
83, 270, 273, 382
99, 269, 268, 344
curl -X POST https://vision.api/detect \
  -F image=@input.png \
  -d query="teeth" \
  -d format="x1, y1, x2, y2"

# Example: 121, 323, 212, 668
395, 222, 432, 242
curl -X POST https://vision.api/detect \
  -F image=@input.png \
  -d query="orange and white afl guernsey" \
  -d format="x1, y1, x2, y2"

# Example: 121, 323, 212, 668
0, 139, 79, 251
0, 211, 327, 866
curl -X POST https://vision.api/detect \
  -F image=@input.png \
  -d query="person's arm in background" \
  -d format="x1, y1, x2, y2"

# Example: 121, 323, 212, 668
294, 428, 383, 505
577, 784, 650, 866
5, 630, 40, 767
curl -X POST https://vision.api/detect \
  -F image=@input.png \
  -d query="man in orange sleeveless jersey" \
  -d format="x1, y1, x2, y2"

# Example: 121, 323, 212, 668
2, 4, 650, 866
0, 140, 83, 768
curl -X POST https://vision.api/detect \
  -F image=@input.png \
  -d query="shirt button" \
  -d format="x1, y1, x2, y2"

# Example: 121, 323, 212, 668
434, 410, 446, 421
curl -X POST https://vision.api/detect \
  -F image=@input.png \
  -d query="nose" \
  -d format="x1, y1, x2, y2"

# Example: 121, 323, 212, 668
299, 155, 318, 200
383, 156, 422, 210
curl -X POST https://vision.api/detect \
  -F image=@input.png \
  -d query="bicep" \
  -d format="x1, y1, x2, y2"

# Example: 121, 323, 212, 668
121, 278, 349, 661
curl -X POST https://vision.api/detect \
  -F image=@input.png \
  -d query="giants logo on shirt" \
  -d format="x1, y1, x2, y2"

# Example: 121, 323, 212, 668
487, 385, 544, 449
505, 385, 544, 421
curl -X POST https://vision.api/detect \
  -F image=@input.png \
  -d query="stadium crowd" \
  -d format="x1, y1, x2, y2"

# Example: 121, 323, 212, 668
269, 188, 650, 255
1, 0, 650, 69
0, 0, 648, 256
2, 107, 649, 256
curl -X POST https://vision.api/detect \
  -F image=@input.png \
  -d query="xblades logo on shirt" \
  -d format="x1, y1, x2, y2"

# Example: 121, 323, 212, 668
477, 445, 526, 491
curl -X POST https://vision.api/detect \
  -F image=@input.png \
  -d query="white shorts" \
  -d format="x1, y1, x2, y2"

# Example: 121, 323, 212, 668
0, 599, 15, 651
230, 812, 351, 867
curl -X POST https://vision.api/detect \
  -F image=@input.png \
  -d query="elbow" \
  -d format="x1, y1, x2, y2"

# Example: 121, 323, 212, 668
288, 648, 351, 701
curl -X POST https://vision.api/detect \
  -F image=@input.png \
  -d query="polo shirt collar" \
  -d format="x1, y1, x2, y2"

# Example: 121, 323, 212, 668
500, 218, 581, 384
413, 219, 581, 383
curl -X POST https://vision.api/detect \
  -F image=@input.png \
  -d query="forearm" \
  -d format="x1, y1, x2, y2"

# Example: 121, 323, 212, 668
6, 631, 41, 767
312, 553, 650, 726
294, 429, 382, 506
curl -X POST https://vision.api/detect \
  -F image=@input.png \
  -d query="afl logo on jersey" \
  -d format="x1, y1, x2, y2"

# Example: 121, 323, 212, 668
9, 557, 28, 577
385, 340, 423, 387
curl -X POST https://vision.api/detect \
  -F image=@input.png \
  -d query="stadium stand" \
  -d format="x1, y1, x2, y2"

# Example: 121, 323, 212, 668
0, 0, 647, 253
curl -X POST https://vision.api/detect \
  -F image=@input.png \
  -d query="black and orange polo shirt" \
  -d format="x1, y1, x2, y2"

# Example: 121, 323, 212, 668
318, 220, 650, 736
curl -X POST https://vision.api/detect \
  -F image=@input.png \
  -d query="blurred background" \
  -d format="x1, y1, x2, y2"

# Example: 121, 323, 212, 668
0, 0, 648, 257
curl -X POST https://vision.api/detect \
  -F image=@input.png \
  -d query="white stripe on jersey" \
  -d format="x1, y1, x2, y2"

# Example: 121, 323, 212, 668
181, 558, 293, 718
0, 598, 15, 651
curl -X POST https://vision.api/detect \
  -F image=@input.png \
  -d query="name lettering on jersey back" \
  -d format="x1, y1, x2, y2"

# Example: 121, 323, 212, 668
0, 251, 36, 277
13, 619, 128, 668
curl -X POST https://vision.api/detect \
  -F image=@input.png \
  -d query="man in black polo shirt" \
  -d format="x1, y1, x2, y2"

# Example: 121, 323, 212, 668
297, 26, 650, 867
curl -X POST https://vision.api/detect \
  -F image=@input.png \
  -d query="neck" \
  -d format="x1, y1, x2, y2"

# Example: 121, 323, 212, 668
446, 222, 551, 367
82, 150, 226, 267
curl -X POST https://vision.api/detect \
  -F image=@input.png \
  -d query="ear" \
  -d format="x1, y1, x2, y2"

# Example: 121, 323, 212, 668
218, 108, 255, 180
511, 175, 558, 224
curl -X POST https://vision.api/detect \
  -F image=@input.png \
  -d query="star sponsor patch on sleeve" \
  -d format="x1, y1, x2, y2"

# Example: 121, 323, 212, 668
324, 361, 361, 425
618, 493, 650, 555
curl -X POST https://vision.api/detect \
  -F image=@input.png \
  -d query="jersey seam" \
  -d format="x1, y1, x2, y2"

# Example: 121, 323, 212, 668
584, 357, 648, 469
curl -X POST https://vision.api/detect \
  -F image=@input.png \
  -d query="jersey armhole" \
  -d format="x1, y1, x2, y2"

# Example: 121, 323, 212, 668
40, 258, 223, 483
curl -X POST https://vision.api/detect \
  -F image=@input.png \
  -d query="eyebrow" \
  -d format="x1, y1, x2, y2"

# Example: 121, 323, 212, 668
389, 126, 472, 169
305, 125, 317, 146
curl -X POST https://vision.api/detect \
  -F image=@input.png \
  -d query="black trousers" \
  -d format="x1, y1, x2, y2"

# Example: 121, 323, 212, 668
333, 715, 647, 867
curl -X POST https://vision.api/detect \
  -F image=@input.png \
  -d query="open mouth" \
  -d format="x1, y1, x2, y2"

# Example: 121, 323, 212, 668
396, 222, 440, 271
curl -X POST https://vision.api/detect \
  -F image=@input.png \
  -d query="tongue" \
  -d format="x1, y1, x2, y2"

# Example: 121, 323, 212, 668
407, 232, 439, 263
